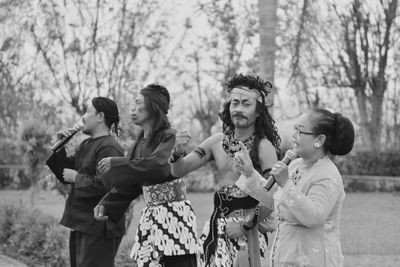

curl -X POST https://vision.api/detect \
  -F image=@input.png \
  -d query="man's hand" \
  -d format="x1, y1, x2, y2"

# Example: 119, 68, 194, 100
94, 205, 109, 221
56, 128, 76, 140
234, 141, 254, 177
98, 157, 112, 174
63, 168, 78, 183
174, 130, 191, 154
225, 222, 245, 239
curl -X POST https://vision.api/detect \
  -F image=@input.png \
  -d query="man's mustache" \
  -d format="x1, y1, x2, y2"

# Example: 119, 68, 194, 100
232, 113, 247, 119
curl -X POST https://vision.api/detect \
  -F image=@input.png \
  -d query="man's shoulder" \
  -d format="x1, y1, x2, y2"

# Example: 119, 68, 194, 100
258, 137, 275, 149
97, 136, 124, 153
258, 137, 277, 158
156, 127, 176, 143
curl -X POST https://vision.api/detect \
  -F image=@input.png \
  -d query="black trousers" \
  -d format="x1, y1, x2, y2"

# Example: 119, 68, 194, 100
161, 254, 197, 267
69, 231, 122, 267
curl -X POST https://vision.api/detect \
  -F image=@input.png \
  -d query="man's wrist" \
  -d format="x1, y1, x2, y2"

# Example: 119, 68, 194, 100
168, 148, 186, 164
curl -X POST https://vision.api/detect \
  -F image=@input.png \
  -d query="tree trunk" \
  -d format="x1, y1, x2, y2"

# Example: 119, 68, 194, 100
258, 0, 277, 110
369, 77, 386, 151
354, 88, 373, 150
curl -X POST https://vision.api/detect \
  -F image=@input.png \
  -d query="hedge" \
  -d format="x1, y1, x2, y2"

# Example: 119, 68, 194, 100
335, 149, 400, 176
0, 204, 69, 267
0, 204, 139, 266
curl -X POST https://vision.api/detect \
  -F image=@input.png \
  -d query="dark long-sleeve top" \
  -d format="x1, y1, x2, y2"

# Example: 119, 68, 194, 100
99, 128, 176, 223
46, 135, 125, 238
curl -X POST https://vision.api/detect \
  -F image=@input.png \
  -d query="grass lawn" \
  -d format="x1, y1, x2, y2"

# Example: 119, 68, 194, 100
1, 190, 400, 266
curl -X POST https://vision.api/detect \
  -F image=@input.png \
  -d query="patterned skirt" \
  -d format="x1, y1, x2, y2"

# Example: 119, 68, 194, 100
198, 185, 269, 267
130, 179, 199, 267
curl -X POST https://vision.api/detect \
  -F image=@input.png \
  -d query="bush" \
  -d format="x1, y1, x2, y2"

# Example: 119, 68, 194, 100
335, 149, 400, 176
0, 139, 30, 189
0, 204, 69, 267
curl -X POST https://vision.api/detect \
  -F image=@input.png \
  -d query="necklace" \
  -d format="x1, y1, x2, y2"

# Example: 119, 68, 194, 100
291, 157, 325, 185
222, 132, 255, 158
291, 160, 313, 185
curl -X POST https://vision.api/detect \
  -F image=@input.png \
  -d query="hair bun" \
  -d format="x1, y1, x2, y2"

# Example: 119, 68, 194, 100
329, 113, 355, 156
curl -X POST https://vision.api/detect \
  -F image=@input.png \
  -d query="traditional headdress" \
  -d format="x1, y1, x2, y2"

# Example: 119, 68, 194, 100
140, 84, 170, 114
226, 74, 273, 105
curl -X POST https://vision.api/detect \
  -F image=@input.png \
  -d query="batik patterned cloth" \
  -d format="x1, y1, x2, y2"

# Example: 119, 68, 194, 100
198, 185, 269, 267
130, 178, 200, 267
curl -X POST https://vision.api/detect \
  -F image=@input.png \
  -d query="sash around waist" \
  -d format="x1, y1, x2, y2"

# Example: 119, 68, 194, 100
142, 178, 187, 207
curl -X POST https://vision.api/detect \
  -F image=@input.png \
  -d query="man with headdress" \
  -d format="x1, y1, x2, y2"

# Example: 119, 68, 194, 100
169, 74, 281, 266
94, 84, 199, 267
46, 97, 124, 267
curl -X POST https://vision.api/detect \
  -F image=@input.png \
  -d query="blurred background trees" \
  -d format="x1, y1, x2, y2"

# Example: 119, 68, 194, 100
0, 0, 399, 190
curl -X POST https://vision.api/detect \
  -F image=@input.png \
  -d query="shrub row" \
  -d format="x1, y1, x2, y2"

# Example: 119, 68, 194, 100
0, 204, 69, 267
335, 150, 400, 176
0, 203, 139, 266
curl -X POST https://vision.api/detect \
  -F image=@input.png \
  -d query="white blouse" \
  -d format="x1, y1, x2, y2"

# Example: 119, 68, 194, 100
237, 156, 345, 267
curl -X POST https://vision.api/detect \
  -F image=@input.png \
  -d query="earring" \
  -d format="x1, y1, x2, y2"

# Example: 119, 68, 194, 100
314, 143, 320, 148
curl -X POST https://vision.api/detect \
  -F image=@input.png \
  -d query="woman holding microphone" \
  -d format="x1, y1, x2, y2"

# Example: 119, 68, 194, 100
234, 108, 355, 267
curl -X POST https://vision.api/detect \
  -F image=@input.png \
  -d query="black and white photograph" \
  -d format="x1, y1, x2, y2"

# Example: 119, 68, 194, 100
0, 0, 399, 266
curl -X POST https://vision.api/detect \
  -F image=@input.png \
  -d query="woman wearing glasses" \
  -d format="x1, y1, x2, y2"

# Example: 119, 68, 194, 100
234, 108, 355, 267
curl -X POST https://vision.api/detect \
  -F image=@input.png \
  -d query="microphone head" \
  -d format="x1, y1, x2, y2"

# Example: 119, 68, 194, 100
282, 149, 297, 164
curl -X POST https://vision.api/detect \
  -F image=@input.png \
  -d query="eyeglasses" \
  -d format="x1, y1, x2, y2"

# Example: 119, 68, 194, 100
294, 124, 316, 137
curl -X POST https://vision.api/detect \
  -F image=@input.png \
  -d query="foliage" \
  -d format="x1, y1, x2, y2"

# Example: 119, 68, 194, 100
0, 204, 69, 267
29, 0, 174, 115
276, 0, 400, 151
168, 0, 259, 141
336, 150, 400, 176
0, 138, 30, 189
19, 118, 52, 205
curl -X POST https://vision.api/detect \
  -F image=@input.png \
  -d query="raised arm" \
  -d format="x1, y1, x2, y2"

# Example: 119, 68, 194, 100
96, 184, 143, 223
101, 131, 175, 188
169, 132, 217, 177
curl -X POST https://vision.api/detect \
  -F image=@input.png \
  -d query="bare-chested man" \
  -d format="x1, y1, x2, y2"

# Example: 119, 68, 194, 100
169, 74, 281, 267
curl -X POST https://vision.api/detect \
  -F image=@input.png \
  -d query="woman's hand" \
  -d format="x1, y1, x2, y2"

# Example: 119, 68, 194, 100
98, 157, 112, 174
233, 141, 254, 177
270, 161, 289, 187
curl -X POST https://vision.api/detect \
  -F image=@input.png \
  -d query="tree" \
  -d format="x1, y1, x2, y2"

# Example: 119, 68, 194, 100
258, 0, 278, 108
169, 0, 259, 140
29, 0, 172, 115
324, 0, 399, 151
19, 118, 52, 206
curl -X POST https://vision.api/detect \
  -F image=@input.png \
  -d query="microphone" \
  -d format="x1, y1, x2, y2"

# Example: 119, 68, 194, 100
264, 149, 297, 190
50, 122, 84, 152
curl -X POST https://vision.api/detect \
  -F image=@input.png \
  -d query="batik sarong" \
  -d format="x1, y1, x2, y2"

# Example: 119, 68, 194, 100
199, 185, 269, 267
131, 178, 199, 267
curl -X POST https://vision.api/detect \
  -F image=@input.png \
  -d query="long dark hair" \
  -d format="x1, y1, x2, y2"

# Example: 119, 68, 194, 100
142, 89, 171, 147
219, 101, 281, 171
219, 74, 280, 171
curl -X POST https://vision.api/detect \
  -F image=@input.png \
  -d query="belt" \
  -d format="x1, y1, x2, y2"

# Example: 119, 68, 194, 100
142, 178, 187, 207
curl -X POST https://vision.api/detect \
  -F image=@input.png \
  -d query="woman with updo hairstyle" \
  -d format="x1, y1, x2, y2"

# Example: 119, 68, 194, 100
234, 108, 355, 267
